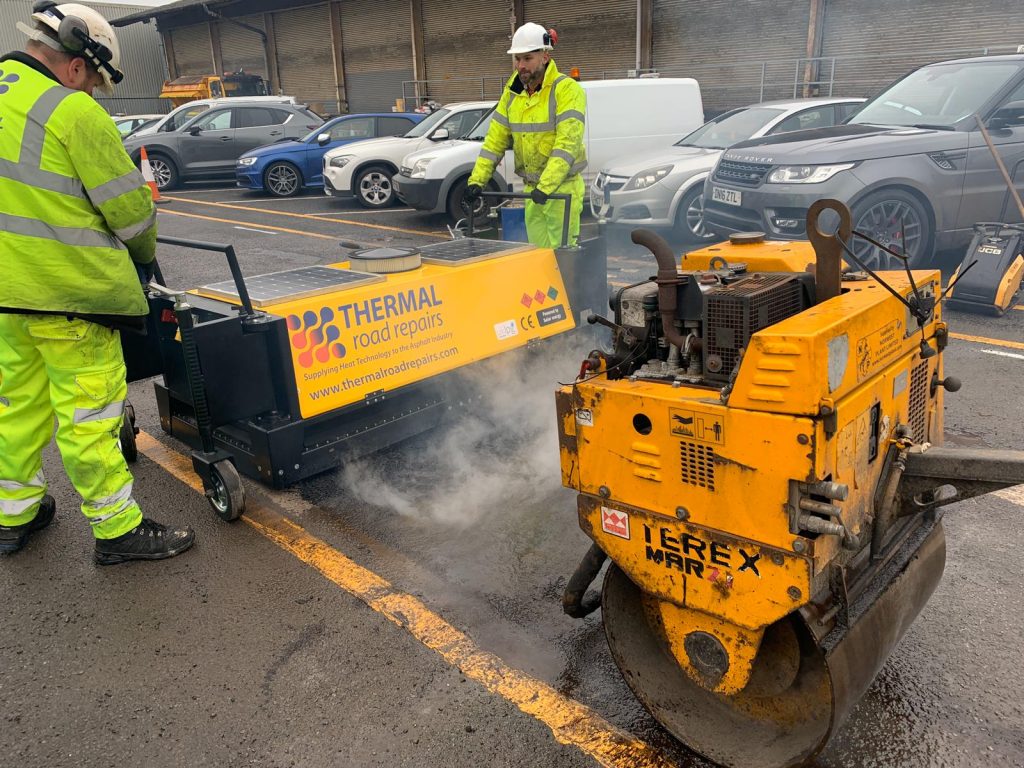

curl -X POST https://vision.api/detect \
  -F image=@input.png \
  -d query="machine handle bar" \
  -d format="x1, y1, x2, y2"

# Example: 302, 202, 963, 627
155, 235, 255, 317
470, 191, 572, 248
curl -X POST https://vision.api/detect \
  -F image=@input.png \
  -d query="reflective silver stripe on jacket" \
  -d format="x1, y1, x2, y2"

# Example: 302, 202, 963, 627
113, 210, 157, 242
1, 212, 120, 250
20, 85, 75, 167
555, 109, 585, 125
517, 159, 586, 185
507, 75, 568, 134
85, 482, 136, 524
478, 148, 500, 163
88, 168, 146, 207
493, 111, 509, 127
550, 148, 576, 165
0, 157, 85, 198
73, 400, 125, 425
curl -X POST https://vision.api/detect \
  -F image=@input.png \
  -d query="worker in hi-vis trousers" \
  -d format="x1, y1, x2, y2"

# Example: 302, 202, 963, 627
0, 2, 194, 564
465, 22, 587, 249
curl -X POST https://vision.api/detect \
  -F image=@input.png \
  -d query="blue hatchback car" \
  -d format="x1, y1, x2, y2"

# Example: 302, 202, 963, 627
236, 112, 425, 197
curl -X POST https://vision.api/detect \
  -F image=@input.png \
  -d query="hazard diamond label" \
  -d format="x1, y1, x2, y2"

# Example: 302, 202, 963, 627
601, 507, 630, 540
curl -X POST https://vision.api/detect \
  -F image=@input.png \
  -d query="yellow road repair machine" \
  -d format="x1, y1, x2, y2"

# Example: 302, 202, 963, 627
123, 193, 604, 519
557, 200, 1024, 768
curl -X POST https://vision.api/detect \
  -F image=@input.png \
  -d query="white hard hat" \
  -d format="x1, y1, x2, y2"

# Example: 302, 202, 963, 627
18, 2, 122, 95
507, 22, 554, 55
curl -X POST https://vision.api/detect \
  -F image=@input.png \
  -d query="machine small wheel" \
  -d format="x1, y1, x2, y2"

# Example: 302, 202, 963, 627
119, 402, 139, 463
207, 460, 245, 521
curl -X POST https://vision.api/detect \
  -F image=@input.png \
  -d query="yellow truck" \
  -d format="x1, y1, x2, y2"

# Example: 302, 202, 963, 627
159, 72, 268, 107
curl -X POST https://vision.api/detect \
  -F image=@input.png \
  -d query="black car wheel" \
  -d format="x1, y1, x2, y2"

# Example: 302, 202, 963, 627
446, 177, 493, 225
146, 153, 178, 191
851, 189, 932, 270
355, 165, 396, 208
674, 185, 717, 244
264, 161, 303, 197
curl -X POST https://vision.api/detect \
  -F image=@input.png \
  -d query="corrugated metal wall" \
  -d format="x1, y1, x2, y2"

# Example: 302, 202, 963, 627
273, 3, 337, 112
218, 14, 267, 80
523, 0, 636, 81
171, 23, 214, 76
422, 0, 511, 105
340, 0, 413, 113
0, 0, 169, 114
653, 0, 811, 113
820, 0, 1024, 99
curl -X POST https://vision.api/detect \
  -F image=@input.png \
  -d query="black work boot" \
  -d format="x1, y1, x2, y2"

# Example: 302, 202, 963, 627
94, 518, 195, 565
0, 495, 56, 555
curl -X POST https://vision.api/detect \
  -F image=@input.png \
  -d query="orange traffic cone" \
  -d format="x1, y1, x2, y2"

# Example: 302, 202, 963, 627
139, 146, 168, 204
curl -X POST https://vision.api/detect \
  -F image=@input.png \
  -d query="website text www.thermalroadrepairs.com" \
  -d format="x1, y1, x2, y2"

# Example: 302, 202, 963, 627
308, 343, 459, 401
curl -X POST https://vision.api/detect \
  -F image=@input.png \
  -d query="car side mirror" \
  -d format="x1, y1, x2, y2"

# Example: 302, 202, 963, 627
316, 132, 331, 146
430, 127, 450, 141
188, 125, 203, 136
988, 100, 1024, 131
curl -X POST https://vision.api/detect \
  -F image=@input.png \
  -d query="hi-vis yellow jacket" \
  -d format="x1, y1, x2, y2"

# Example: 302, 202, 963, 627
0, 53, 156, 320
469, 60, 586, 194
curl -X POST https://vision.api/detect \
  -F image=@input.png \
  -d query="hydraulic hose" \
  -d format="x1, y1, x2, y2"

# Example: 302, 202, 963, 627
562, 542, 608, 618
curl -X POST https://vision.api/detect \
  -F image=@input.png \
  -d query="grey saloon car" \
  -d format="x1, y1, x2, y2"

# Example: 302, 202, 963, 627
122, 102, 324, 190
703, 55, 1024, 268
592, 97, 864, 243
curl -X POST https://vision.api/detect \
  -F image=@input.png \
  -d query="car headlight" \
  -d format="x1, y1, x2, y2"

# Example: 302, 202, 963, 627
623, 165, 673, 191
766, 163, 854, 184
410, 157, 435, 179
237, 157, 257, 167
329, 155, 353, 169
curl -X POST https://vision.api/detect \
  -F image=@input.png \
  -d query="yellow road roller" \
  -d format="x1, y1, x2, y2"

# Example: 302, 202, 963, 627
557, 200, 1024, 768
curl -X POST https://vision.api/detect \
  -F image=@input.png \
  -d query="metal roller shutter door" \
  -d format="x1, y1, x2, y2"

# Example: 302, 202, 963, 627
653, 0, 810, 113
422, 0, 511, 105
274, 4, 338, 113
171, 24, 213, 76
219, 14, 267, 80
523, 0, 636, 81
821, 0, 1024, 99
341, 0, 413, 113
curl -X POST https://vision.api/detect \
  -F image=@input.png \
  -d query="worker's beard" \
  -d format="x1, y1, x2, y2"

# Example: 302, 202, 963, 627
518, 62, 547, 91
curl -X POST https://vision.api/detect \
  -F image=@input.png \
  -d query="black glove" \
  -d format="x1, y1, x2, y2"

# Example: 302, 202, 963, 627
464, 184, 483, 204
530, 187, 549, 205
135, 260, 155, 285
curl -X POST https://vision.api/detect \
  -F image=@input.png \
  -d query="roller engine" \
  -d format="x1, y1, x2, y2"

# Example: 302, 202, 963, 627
557, 201, 1024, 768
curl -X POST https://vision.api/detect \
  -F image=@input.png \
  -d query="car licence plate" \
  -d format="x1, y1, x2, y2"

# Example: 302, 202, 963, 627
712, 186, 742, 207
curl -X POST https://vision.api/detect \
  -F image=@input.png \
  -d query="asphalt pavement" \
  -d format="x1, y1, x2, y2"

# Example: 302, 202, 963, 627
2, 180, 1022, 768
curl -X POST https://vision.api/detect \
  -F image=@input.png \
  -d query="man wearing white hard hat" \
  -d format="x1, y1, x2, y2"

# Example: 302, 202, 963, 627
466, 22, 587, 249
0, 2, 195, 564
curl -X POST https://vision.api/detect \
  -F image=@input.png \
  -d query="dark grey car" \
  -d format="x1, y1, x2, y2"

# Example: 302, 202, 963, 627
703, 55, 1024, 268
122, 103, 324, 190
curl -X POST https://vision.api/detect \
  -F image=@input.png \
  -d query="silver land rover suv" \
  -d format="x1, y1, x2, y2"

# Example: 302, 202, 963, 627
703, 55, 1024, 268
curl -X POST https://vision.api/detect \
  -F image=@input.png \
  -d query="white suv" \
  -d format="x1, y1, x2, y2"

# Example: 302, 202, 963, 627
129, 95, 298, 140
322, 101, 493, 208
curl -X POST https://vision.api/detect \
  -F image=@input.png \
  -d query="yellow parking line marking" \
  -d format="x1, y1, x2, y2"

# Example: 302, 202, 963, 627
135, 431, 675, 768
162, 195, 438, 237
160, 209, 338, 239
1014, 305, 1023, 311
949, 332, 1024, 351
995, 485, 1024, 506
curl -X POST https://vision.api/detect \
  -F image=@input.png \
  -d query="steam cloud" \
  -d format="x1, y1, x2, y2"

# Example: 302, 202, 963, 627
341, 334, 591, 525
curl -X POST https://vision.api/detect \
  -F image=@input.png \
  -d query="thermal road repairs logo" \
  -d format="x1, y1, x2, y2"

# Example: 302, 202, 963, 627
288, 307, 346, 369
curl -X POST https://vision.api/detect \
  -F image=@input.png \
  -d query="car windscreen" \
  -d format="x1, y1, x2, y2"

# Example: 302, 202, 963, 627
675, 107, 785, 149
403, 108, 451, 137
852, 61, 1023, 128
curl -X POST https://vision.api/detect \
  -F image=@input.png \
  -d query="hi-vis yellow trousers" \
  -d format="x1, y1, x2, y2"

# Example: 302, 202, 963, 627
0, 314, 142, 539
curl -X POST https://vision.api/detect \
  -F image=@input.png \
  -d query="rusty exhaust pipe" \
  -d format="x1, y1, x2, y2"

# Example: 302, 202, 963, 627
630, 228, 687, 349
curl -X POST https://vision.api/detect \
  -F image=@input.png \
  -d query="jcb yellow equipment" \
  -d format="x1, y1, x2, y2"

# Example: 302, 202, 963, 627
557, 200, 1024, 768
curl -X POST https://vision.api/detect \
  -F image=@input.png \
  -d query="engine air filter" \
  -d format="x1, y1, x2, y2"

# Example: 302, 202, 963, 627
347, 246, 422, 274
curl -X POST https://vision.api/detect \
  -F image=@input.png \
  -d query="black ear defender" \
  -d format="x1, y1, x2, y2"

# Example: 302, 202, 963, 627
30, 1, 123, 84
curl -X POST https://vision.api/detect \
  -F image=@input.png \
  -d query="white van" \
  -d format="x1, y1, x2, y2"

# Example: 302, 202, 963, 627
392, 78, 703, 222
129, 95, 298, 140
